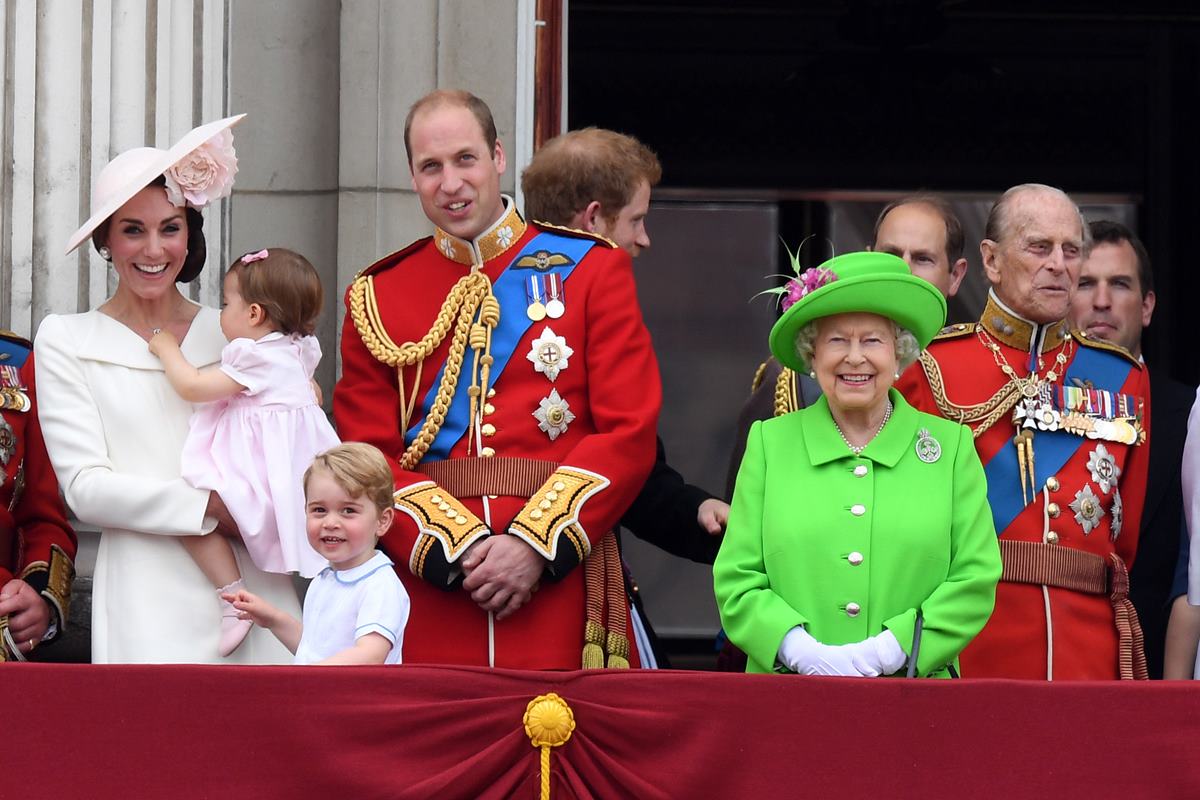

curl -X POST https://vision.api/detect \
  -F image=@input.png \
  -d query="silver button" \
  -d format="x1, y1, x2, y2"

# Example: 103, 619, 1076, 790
847, 551, 863, 566
853, 465, 868, 477
845, 602, 861, 617
850, 504, 866, 516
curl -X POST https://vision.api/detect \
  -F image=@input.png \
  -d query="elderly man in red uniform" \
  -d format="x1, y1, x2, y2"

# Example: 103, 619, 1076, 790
334, 90, 660, 669
0, 333, 76, 661
898, 183, 1149, 679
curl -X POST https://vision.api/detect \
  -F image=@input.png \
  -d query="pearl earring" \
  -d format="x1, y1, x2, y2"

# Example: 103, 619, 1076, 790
98, 246, 111, 260
894, 371, 900, 380
809, 370, 816, 379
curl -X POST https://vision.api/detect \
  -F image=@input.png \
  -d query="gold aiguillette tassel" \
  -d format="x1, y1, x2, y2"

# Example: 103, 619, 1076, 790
1014, 429, 1033, 506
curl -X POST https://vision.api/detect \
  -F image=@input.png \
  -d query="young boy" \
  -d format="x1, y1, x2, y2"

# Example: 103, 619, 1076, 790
225, 443, 410, 665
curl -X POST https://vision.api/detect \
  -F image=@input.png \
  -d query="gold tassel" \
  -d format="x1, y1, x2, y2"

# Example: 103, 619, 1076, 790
605, 630, 631, 669
581, 620, 606, 669
1014, 429, 1032, 505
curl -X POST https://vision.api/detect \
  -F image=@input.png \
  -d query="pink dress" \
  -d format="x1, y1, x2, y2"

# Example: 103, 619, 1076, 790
182, 332, 339, 578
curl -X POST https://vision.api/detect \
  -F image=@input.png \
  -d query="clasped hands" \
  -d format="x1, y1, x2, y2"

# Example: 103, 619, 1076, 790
778, 625, 907, 678
461, 534, 544, 621
0, 579, 52, 657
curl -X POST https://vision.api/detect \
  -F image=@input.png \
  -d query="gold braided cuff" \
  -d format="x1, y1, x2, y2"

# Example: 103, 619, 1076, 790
509, 467, 609, 562
18, 544, 75, 630
395, 482, 489, 574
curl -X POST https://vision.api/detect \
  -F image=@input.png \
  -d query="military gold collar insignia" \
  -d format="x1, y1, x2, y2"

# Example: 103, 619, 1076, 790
433, 196, 527, 267
979, 291, 1070, 354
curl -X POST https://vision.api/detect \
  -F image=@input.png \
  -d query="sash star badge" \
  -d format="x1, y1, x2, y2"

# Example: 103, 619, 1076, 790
527, 327, 574, 382
1086, 443, 1121, 494
0, 417, 14, 465
534, 389, 575, 440
1069, 484, 1105, 536
1111, 488, 1123, 542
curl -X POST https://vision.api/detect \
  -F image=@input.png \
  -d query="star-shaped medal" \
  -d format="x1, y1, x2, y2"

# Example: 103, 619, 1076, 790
526, 327, 574, 382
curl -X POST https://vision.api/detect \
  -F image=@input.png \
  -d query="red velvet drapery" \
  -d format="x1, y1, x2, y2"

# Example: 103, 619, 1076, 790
10, 664, 1200, 798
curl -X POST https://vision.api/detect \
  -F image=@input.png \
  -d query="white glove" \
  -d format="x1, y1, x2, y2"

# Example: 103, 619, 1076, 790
778, 626, 870, 677
844, 630, 907, 677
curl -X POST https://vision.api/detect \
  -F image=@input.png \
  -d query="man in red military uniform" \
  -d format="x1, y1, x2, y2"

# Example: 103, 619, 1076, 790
0, 334, 76, 662
898, 184, 1150, 679
334, 90, 660, 669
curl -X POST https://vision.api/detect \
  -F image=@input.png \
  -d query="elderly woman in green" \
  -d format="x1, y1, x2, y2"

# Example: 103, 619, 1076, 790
715, 251, 1001, 677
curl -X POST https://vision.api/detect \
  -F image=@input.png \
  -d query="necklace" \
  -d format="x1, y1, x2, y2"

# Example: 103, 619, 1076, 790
834, 399, 892, 455
976, 326, 1071, 398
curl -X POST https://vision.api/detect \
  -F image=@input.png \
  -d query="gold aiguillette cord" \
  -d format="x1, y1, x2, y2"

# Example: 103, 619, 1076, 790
1013, 428, 1037, 505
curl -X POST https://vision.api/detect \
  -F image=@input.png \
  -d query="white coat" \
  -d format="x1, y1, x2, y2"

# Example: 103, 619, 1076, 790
34, 306, 299, 663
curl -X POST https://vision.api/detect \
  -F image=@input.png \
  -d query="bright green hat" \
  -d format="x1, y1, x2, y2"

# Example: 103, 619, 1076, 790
767, 251, 947, 373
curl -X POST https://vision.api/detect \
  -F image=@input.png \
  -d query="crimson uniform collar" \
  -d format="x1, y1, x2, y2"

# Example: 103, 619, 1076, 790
979, 290, 1071, 355
432, 196, 527, 267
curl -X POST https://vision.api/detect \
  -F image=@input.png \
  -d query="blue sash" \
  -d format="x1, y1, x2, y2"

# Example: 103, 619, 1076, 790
406, 231, 596, 461
983, 344, 1135, 532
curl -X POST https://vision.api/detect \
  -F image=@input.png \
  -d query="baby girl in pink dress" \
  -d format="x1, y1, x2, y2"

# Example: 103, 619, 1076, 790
150, 248, 338, 656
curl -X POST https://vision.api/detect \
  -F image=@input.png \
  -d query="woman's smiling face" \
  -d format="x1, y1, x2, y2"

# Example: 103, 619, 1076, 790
102, 185, 189, 300
810, 312, 899, 416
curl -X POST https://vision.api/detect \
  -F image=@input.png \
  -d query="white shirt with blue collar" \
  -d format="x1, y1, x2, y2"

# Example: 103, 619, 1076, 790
294, 551, 410, 665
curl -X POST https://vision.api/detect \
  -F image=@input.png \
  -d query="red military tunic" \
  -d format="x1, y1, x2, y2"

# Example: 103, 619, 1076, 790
0, 335, 77, 660
897, 293, 1149, 680
334, 200, 660, 669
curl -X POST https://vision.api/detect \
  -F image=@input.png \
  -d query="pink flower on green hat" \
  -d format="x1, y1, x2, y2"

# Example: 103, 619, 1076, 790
780, 267, 837, 311
164, 129, 238, 209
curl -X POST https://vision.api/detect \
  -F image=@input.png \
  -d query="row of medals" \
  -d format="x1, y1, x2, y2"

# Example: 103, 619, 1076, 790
1013, 377, 1142, 446
526, 274, 565, 321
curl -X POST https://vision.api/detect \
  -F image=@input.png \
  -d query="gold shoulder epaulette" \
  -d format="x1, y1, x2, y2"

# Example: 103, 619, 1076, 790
749, 359, 771, 392
353, 236, 433, 280
531, 220, 618, 249
773, 365, 798, 417
933, 322, 976, 341
1072, 330, 1142, 368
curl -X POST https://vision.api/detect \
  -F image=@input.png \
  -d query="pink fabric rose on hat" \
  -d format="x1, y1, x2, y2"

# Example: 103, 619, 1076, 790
164, 128, 238, 208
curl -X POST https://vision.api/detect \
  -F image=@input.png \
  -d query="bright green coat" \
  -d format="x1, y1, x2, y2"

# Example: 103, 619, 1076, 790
714, 389, 1001, 676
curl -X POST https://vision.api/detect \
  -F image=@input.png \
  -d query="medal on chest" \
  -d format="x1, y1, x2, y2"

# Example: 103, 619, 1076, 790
0, 416, 16, 485
525, 273, 569, 322
980, 328, 1071, 505
525, 275, 548, 321
533, 388, 575, 440
0, 366, 29, 413
526, 327, 574, 382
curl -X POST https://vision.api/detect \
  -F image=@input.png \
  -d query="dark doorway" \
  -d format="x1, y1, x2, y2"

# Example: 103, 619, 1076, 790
569, 1, 1200, 655
569, 0, 1200, 381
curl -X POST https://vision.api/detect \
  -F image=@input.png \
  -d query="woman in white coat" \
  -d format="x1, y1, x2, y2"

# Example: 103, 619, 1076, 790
35, 116, 299, 663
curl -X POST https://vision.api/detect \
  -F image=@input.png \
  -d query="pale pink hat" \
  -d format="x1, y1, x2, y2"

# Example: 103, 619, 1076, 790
65, 114, 246, 255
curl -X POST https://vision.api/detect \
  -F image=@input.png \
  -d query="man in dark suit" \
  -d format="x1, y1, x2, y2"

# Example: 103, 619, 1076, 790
1071, 219, 1192, 678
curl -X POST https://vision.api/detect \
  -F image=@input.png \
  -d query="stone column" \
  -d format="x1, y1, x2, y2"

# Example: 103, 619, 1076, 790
228, 0, 341, 393
335, 0, 531, 352
0, 0, 231, 336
